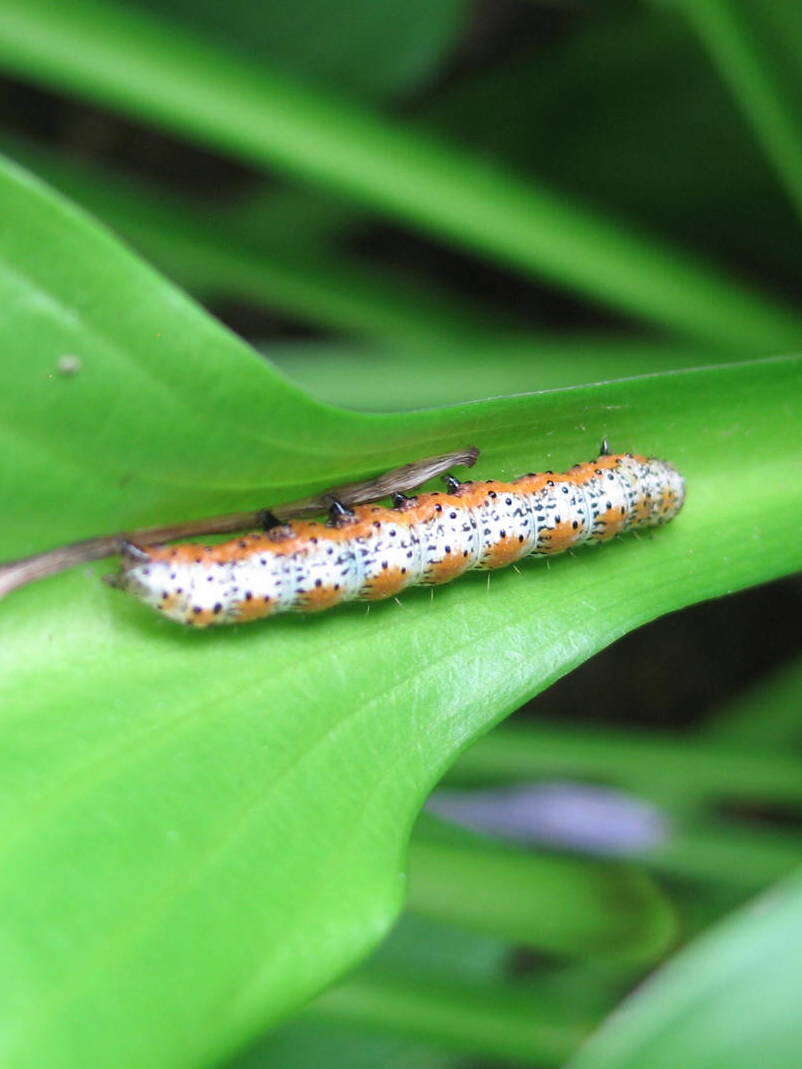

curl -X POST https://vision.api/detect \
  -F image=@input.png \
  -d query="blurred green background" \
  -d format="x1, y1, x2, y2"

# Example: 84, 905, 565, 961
1, 0, 802, 1067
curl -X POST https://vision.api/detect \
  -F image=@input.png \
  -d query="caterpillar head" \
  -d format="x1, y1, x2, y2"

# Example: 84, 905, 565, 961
103, 540, 151, 590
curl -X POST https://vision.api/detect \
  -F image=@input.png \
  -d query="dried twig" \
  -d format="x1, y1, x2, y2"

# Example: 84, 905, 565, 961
0, 447, 479, 600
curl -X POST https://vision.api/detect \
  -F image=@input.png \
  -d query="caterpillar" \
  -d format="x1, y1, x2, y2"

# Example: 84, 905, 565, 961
111, 449, 685, 628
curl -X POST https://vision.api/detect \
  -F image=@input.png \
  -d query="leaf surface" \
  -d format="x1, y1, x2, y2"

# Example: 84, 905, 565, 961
571, 868, 802, 1068
1, 157, 802, 1068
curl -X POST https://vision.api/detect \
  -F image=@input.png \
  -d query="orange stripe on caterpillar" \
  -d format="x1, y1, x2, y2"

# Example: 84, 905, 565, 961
113, 452, 685, 627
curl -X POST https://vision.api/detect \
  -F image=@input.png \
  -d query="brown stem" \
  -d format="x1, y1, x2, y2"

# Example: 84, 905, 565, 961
0, 447, 479, 600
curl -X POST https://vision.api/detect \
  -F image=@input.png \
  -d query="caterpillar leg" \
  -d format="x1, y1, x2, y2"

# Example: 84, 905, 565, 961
327, 499, 356, 527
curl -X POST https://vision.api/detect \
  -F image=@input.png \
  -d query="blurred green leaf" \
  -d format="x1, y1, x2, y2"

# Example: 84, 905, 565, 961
1, 0, 801, 348
673, 0, 802, 224
645, 821, 801, 891
706, 656, 802, 746
230, 914, 504, 1069
231, 914, 505, 1069
445, 718, 802, 892
310, 968, 591, 1067
0, 132, 493, 345
294, 916, 643, 1066
264, 338, 725, 410
2, 155, 802, 1069
572, 867, 802, 1068
429, 5, 801, 277
128, 0, 467, 100
364, 912, 509, 985
450, 721, 802, 808
230, 1018, 457, 1069
408, 815, 677, 964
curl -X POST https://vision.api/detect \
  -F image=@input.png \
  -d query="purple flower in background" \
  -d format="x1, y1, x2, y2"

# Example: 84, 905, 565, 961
426, 782, 671, 856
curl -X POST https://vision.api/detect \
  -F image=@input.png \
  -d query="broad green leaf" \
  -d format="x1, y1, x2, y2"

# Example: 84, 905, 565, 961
2, 157, 802, 1069
571, 867, 802, 1068
1, 0, 801, 349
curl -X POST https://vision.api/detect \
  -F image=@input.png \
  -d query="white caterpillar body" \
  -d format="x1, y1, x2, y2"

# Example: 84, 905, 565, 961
115, 452, 685, 627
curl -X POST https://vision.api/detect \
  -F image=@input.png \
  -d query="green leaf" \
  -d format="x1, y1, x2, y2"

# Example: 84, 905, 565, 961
645, 821, 801, 891
364, 912, 509, 985
673, 0, 802, 225
571, 867, 802, 1068
446, 719, 802, 891
310, 968, 591, 1066
263, 338, 728, 411
449, 721, 802, 809
407, 816, 677, 964
2, 156, 802, 1069
0, 131, 491, 346
232, 915, 505, 1069
1, 0, 801, 349
294, 915, 637, 1066
231, 1019, 458, 1069
428, 6, 801, 275
706, 656, 802, 746
127, 0, 468, 100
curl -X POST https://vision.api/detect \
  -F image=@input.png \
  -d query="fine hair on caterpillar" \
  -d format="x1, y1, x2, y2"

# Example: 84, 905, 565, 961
112, 447, 685, 628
